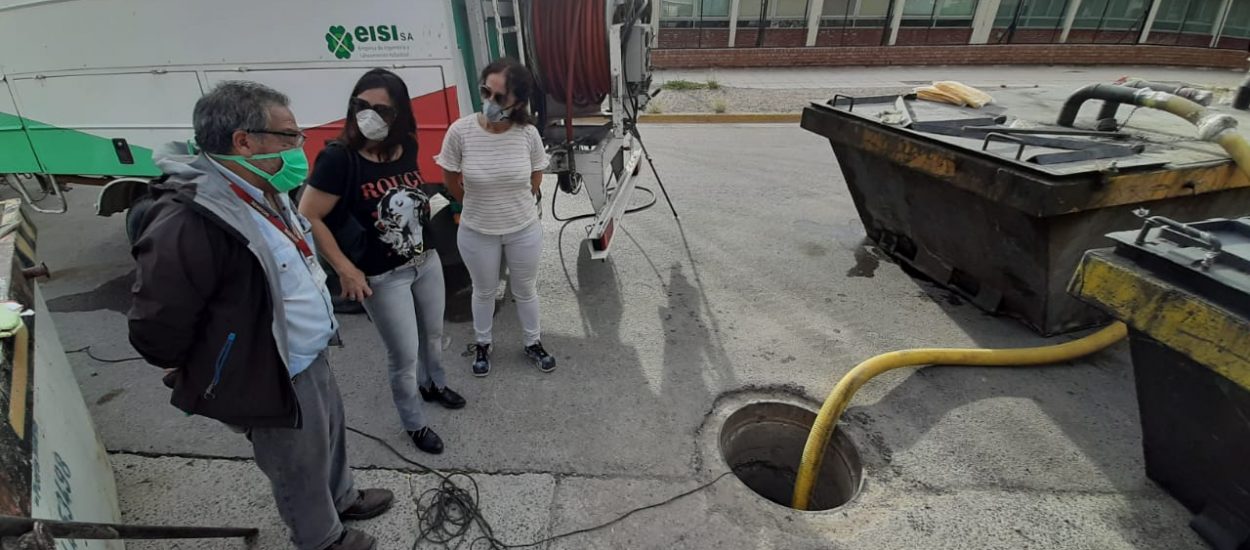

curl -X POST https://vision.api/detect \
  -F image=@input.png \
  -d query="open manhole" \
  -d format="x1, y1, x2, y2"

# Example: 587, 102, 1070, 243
720, 401, 863, 511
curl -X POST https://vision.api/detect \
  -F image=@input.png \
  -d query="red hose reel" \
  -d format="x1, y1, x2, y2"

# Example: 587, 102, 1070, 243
528, 0, 612, 110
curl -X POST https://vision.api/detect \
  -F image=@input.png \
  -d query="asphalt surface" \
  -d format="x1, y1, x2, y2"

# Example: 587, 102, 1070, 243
35, 118, 1204, 549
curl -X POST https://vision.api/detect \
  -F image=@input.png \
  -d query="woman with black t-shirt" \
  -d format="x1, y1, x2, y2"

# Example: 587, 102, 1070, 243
300, 69, 464, 455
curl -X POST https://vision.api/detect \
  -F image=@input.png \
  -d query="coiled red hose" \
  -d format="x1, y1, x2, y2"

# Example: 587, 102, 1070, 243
529, 0, 612, 109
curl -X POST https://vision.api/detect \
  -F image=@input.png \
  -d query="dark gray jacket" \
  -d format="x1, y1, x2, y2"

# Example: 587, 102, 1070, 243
128, 144, 306, 428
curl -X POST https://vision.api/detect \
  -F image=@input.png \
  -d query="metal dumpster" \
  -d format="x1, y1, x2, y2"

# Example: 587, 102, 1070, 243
802, 87, 1250, 335
0, 199, 124, 548
1070, 216, 1250, 550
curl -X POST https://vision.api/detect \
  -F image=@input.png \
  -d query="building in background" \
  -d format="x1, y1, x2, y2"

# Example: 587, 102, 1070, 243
655, 0, 1249, 68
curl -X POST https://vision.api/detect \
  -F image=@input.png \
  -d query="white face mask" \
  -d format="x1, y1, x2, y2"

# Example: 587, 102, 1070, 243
355, 109, 390, 141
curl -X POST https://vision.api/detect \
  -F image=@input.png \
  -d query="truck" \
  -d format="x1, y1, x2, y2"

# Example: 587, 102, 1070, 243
0, 0, 657, 259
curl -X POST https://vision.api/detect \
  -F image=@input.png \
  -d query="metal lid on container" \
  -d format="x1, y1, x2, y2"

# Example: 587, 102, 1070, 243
1107, 215, 1250, 317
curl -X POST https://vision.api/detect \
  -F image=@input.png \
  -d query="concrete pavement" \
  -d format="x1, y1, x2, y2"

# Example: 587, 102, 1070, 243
656, 64, 1248, 92
30, 65, 1222, 549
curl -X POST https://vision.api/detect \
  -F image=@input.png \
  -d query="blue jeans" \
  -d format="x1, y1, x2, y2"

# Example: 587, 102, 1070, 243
363, 251, 446, 431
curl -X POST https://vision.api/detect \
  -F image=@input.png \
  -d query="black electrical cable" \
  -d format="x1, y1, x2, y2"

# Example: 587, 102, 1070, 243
66, 346, 146, 364
346, 426, 732, 549
550, 180, 658, 223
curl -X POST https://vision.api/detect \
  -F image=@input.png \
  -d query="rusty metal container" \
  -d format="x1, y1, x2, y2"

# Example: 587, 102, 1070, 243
1071, 217, 1250, 549
802, 88, 1250, 335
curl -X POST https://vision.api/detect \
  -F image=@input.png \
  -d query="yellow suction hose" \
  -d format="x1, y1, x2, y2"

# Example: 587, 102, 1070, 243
791, 322, 1129, 510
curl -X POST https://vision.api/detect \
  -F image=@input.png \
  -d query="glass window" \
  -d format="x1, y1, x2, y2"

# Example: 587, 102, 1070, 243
859, 0, 893, 16
904, 0, 939, 15
774, 0, 812, 17
702, 0, 732, 16
904, 0, 939, 16
1018, 0, 1069, 27
823, 0, 856, 16
1072, 0, 1108, 27
1224, 0, 1250, 38
1103, 0, 1149, 28
661, 0, 697, 18
1179, 0, 1223, 33
1072, 0, 1147, 29
994, 0, 1022, 26
939, 0, 978, 16
1151, 0, 1190, 31
740, 0, 766, 20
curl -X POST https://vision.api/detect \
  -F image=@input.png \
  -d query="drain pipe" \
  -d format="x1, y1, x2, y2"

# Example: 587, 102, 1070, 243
1096, 80, 1213, 129
1057, 84, 1250, 180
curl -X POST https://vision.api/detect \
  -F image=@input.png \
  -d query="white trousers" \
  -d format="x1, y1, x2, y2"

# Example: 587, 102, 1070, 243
456, 221, 543, 346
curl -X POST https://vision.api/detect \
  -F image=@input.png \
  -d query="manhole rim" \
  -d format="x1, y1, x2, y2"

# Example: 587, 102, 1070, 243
701, 391, 867, 516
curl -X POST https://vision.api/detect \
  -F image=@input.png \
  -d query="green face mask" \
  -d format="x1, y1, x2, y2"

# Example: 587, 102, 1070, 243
214, 147, 309, 193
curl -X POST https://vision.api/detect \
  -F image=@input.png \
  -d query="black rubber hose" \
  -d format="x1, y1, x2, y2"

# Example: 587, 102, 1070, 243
1097, 80, 1214, 124
1057, 84, 1142, 128
1235, 73, 1250, 111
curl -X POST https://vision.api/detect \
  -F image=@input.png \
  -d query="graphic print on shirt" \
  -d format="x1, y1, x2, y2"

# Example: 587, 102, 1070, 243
375, 186, 430, 259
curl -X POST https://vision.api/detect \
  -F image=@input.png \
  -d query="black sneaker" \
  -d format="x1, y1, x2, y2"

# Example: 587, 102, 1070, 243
470, 343, 491, 377
524, 342, 557, 373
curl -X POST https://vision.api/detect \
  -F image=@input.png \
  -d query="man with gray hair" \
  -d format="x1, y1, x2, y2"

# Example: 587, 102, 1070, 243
128, 81, 390, 550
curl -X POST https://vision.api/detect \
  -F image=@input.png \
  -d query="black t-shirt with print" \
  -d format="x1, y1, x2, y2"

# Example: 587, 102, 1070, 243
308, 142, 433, 277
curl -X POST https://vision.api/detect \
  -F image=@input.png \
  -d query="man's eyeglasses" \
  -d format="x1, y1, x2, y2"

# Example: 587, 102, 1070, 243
349, 98, 398, 122
480, 85, 510, 105
247, 129, 306, 147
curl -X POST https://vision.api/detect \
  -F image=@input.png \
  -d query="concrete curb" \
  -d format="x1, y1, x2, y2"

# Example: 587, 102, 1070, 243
639, 113, 802, 124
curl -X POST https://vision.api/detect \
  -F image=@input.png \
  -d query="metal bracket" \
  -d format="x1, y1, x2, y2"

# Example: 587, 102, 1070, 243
980, 131, 1143, 165
1028, 144, 1144, 165
829, 94, 856, 112
1136, 216, 1224, 269
966, 126, 1130, 139
0, 516, 257, 546
983, 132, 1028, 160
827, 94, 910, 112
909, 116, 1007, 134
3, 174, 67, 215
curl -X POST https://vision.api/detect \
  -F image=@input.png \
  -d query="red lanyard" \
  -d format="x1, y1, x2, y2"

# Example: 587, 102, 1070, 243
226, 183, 314, 260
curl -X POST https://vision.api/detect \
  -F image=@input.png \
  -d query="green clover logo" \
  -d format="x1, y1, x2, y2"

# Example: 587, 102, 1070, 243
326, 25, 354, 59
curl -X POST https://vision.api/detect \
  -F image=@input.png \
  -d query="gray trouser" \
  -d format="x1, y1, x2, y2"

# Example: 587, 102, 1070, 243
457, 222, 544, 346
250, 354, 358, 550
362, 250, 446, 432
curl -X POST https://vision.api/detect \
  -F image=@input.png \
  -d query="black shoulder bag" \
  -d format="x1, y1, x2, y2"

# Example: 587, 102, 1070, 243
325, 142, 369, 265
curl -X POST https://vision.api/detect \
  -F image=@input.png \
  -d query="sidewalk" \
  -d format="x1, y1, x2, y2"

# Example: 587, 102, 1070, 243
656, 64, 1248, 91
649, 64, 1248, 115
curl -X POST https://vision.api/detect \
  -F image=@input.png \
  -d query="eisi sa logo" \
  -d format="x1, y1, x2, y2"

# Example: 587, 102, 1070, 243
326, 24, 414, 59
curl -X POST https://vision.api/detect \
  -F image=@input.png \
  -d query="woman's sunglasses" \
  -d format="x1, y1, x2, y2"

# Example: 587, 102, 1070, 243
480, 85, 510, 105
349, 98, 398, 121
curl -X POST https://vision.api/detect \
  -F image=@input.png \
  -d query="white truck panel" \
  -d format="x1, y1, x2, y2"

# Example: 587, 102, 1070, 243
9, 71, 202, 128
201, 65, 449, 128
0, 0, 455, 76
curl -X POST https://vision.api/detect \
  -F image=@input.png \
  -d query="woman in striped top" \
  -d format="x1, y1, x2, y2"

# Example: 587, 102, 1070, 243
436, 57, 556, 377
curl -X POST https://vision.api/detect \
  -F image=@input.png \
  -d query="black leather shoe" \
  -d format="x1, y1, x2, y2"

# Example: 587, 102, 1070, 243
420, 384, 466, 409
407, 427, 444, 454
339, 488, 394, 521
326, 529, 377, 550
